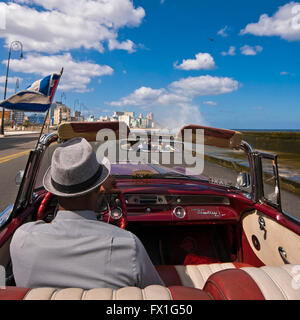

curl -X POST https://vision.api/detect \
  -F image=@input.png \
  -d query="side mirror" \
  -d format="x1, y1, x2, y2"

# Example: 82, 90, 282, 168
15, 170, 24, 186
236, 172, 251, 188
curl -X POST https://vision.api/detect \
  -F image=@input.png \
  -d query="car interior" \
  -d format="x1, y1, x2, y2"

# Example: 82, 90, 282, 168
0, 123, 300, 300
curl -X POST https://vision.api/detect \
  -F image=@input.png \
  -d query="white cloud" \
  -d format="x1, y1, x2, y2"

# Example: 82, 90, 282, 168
0, 76, 23, 95
108, 38, 135, 53
5, 53, 114, 92
0, 86, 15, 95
280, 71, 295, 76
240, 45, 263, 56
218, 26, 229, 37
221, 46, 236, 56
0, 76, 22, 84
174, 53, 216, 71
203, 101, 218, 106
0, 1, 145, 53
108, 75, 239, 130
109, 76, 239, 107
158, 104, 207, 130
0, 3, 6, 30
109, 86, 190, 107
241, 2, 300, 41
169, 75, 239, 96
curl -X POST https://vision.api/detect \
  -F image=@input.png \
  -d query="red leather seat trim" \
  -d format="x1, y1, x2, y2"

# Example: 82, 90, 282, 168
156, 263, 252, 287
169, 286, 212, 300
155, 266, 183, 287
232, 262, 252, 268
203, 269, 265, 300
0, 287, 30, 300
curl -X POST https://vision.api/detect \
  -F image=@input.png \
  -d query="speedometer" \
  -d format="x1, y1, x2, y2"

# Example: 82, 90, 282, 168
173, 206, 186, 219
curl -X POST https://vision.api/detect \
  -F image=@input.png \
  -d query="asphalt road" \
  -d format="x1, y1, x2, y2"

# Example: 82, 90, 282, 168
0, 134, 299, 221
0, 134, 40, 212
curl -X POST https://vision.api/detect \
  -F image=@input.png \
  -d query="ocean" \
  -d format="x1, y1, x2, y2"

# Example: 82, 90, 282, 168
230, 130, 300, 194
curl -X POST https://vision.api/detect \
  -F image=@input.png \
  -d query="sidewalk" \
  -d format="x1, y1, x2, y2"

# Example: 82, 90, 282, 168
0, 130, 40, 137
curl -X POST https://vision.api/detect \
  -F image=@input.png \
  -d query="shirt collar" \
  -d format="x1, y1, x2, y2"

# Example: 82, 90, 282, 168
54, 210, 98, 222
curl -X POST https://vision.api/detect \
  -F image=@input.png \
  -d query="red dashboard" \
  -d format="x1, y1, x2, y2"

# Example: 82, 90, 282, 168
111, 179, 254, 223
119, 190, 242, 223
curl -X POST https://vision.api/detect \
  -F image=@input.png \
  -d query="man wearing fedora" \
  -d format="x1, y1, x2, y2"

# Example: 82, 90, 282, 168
10, 137, 164, 290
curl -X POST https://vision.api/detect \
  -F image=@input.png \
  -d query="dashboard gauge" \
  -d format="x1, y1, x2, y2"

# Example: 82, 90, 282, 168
173, 206, 186, 219
110, 208, 123, 220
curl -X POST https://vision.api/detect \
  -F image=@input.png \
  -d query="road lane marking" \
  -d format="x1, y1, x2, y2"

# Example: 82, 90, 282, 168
0, 150, 31, 164
0, 150, 31, 161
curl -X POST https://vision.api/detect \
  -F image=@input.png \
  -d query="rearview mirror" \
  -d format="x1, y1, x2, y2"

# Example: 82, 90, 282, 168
236, 172, 251, 188
15, 170, 24, 186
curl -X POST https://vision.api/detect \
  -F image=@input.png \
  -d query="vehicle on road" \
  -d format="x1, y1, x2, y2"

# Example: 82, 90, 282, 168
0, 121, 299, 300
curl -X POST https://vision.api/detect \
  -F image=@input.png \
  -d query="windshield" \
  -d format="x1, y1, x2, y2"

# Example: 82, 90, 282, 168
0, 133, 39, 213
35, 137, 251, 193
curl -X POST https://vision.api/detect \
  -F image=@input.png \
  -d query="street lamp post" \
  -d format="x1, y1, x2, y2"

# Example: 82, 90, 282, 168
74, 99, 79, 117
0, 40, 23, 135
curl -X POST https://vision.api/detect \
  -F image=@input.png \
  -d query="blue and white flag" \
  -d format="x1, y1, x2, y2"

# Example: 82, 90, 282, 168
0, 70, 63, 112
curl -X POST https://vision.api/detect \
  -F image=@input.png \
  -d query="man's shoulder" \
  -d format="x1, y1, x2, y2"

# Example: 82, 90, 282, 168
97, 221, 137, 240
10, 221, 45, 253
11, 221, 46, 242
14, 220, 46, 235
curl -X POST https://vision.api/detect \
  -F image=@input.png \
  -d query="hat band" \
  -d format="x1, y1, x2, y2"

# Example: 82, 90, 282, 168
51, 166, 103, 194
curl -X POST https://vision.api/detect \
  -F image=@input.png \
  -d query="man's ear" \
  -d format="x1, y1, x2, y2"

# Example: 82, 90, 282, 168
93, 186, 101, 194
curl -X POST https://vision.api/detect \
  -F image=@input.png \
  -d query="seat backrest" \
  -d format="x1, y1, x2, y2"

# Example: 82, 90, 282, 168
0, 285, 211, 300
203, 264, 300, 300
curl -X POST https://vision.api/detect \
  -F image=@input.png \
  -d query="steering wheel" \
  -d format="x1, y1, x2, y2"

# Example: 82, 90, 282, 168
37, 191, 128, 230
37, 191, 54, 221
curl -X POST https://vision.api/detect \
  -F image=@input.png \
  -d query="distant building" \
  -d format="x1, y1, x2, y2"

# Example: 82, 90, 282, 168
54, 103, 71, 125
73, 110, 84, 121
147, 112, 153, 120
49, 103, 56, 118
99, 110, 155, 129
140, 117, 149, 129
0, 110, 11, 121
130, 118, 140, 128
99, 115, 111, 122
28, 114, 45, 125
118, 114, 131, 127
14, 111, 25, 125
87, 115, 97, 122
10, 110, 24, 125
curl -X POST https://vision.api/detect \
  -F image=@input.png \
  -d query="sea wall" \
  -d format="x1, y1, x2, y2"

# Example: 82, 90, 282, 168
241, 131, 300, 154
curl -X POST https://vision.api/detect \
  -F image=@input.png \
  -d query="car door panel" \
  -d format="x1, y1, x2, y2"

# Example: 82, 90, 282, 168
242, 210, 300, 266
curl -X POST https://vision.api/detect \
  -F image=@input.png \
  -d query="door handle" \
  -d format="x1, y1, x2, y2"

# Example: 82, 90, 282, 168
258, 216, 267, 240
278, 247, 290, 264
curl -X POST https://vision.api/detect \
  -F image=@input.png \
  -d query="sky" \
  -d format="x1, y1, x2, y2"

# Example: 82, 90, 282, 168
0, 0, 300, 129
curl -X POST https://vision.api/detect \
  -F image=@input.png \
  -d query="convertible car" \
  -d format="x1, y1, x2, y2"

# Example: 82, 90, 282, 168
0, 121, 299, 300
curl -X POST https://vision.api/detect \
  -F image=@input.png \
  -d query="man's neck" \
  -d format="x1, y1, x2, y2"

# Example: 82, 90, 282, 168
58, 205, 95, 212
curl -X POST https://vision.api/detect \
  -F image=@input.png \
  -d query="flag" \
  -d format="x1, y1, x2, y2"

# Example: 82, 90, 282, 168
0, 70, 63, 112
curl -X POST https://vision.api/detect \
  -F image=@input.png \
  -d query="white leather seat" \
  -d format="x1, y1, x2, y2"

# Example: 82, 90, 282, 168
23, 285, 173, 300
240, 265, 300, 300
173, 262, 246, 289
1, 265, 299, 300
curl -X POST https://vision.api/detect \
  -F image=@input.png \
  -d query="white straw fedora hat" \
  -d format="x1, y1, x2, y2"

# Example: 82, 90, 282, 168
43, 137, 110, 197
